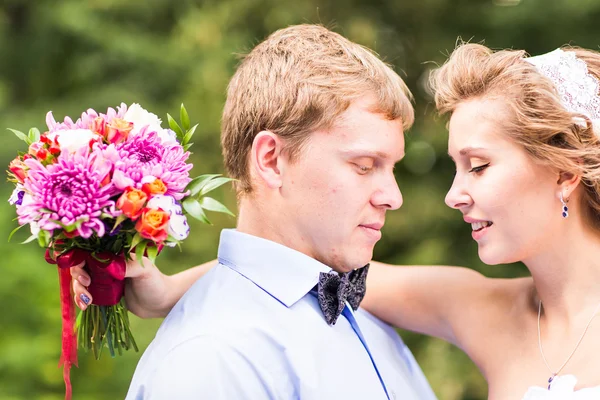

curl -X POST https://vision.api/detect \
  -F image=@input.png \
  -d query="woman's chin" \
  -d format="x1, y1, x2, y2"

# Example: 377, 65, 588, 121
477, 247, 510, 266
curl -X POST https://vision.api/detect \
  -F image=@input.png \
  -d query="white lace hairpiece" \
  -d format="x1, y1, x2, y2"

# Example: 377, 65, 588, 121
524, 48, 600, 136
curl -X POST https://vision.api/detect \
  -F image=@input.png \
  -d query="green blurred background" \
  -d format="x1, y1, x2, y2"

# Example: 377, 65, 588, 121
1, 0, 599, 399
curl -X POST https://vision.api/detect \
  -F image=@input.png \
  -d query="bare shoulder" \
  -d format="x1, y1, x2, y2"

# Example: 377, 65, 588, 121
451, 274, 535, 374
450, 273, 533, 326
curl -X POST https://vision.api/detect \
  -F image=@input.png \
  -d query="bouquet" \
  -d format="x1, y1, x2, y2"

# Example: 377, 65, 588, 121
7, 103, 233, 399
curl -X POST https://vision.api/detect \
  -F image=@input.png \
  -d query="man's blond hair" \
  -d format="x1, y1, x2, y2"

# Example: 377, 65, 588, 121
221, 24, 414, 194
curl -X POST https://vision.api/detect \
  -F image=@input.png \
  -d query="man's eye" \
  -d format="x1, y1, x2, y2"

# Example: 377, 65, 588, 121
468, 163, 490, 174
356, 164, 372, 174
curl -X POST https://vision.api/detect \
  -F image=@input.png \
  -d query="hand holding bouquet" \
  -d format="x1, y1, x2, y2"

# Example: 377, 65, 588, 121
7, 103, 233, 399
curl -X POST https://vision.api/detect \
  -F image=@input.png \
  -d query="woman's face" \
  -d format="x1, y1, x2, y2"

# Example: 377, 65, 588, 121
445, 98, 564, 265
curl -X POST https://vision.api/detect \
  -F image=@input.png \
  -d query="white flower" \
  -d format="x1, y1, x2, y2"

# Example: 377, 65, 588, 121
48, 129, 100, 153
156, 128, 178, 145
168, 213, 190, 241
13, 192, 41, 235
19, 192, 34, 208
146, 194, 189, 241
147, 195, 182, 215
8, 184, 24, 205
124, 103, 163, 136
29, 221, 40, 236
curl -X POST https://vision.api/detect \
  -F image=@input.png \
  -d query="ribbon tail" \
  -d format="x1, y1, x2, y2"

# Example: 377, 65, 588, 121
58, 266, 78, 400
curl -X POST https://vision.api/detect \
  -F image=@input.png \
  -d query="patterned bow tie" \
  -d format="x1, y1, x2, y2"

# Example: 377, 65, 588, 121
316, 264, 370, 325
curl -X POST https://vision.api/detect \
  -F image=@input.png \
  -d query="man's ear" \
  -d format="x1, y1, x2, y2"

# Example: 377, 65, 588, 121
250, 131, 286, 189
557, 170, 582, 199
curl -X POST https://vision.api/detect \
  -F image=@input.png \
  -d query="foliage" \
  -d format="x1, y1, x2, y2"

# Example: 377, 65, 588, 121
1, 1, 598, 399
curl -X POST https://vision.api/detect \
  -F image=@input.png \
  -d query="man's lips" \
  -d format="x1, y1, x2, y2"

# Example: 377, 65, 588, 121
359, 222, 384, 231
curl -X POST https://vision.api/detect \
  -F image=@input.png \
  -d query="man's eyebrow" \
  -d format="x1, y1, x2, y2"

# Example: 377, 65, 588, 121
341, 149, 405, 162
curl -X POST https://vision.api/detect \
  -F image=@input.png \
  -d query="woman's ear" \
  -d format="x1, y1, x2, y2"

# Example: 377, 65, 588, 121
557, 170, 582, 199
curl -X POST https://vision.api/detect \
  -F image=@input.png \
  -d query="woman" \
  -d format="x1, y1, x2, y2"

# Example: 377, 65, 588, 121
73, 44, 600, 399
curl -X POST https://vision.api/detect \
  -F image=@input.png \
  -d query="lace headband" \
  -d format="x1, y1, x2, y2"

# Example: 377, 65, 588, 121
524, 48, 600, 135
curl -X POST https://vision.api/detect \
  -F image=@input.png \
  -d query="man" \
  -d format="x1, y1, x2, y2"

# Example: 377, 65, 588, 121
125, 24, 437, 399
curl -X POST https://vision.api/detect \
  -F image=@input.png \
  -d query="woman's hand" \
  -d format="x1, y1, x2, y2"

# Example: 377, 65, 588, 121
71, 256, 216, 318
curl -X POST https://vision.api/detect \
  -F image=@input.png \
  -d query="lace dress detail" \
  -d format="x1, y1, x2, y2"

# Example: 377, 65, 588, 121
523, 375, 600, 399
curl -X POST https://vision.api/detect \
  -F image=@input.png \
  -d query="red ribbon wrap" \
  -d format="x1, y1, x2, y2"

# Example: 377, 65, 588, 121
45, 248, 126, 400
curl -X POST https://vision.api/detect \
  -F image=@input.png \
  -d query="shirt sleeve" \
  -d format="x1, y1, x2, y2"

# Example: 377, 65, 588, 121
135, 335, 281, 400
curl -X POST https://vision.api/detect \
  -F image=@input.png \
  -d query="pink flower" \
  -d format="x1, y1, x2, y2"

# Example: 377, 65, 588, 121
46, 103, 129, 133
18, 147, 120, 238
101, 127, 192, 200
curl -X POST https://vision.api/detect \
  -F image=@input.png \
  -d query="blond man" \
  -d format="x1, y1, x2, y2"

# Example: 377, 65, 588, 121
125, 25, 436, 400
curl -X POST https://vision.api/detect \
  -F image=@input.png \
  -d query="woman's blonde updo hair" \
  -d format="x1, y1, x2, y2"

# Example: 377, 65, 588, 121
429, 43, 600, 228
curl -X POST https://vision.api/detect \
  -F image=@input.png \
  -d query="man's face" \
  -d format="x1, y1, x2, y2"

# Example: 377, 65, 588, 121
279, 97, 405, 272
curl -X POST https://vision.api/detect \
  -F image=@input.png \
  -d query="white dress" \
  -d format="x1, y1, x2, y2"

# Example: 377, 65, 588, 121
523, 375, 600, 399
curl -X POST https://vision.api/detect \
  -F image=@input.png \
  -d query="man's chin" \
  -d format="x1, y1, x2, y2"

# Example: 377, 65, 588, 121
340, 253, 373, 272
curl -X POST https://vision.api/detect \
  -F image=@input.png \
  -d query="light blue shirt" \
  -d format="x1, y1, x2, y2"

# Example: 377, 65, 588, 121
127, 229, 437, 400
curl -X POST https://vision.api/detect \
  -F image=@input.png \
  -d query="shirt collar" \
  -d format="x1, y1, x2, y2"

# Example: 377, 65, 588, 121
217, 229, 332, 307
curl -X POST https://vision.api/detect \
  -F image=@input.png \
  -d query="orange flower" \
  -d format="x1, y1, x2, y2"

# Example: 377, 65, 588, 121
91, 117, 106, 137
106, 118, 133, 144
9, 157, 27, 183
116, 187, 148, 220
142, 178, 167, 196
135, 208, 170, 242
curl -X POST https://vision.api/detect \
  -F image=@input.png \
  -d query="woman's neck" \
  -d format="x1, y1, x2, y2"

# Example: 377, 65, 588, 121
526, 219, 600, 327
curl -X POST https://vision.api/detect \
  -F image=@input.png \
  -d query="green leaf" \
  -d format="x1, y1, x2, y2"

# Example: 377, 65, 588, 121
28, 128, 41, 143
21, 234, 38, 244
8, 224, 25, 242
130, 232, 144, 251
47, 217, 87, 233
199, 197, 235, 217
180, 104, 191, 131
182, 197, 211, 224
146, 244, 158, 265
37, 229, 52, 247
186, 174, 221, 197
112, 214, 128, 233
183, 143, 193, 151
199, 176, 235, 196
8, 128, 31, 145
166, 113, 184, 139
135, 240, 148, 264
182, 124, 197, 146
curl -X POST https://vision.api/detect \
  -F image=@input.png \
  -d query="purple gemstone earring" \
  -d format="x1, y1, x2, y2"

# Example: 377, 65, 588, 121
560, 193, 569, 218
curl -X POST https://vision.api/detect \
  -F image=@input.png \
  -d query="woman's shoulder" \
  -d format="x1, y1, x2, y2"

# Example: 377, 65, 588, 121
454, 275, 536, 374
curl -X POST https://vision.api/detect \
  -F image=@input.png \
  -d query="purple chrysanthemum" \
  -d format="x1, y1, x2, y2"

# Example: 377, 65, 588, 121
46, 103, 128, 133
103, 128, 192, 200
18, 148, 120, 238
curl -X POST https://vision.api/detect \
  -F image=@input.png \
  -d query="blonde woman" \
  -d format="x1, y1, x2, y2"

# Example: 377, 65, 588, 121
74, 44, 600, 399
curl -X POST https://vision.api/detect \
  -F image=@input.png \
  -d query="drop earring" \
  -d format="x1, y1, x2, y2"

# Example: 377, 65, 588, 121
560, 192, 569, 218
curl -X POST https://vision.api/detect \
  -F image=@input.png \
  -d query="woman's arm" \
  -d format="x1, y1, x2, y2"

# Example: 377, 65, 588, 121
363, 261, 492, 345
72, 256, 217, 318
73, 257, 495, 339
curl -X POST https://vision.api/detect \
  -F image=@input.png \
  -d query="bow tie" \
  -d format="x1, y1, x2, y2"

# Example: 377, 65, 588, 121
316, 264, 370, 325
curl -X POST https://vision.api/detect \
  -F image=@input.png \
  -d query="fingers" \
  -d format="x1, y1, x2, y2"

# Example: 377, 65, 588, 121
70, 262, 91, 286
73, 278, 92, 310
71, 262, 92, 310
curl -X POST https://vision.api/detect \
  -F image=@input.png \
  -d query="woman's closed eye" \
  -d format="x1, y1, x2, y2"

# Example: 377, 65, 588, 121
468, 163, 490, 174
